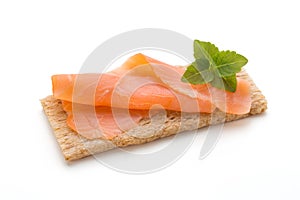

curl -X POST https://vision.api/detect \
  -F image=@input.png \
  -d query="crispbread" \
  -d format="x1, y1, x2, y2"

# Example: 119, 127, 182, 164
41, 71, 267, 161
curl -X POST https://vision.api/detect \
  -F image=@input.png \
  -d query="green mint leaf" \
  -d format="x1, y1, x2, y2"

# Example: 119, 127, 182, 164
210, 73, 224, 90
222, 75, 237, 92
214, 50, 248, 77
181, 64, 214, 84
210, 74, 237, 92
194, 58, 210, 71
194, 40, 219, 64
181, 40, 248, 92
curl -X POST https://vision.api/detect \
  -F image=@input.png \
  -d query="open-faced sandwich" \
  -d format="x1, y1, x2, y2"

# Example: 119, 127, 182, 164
41, 40, 267, 161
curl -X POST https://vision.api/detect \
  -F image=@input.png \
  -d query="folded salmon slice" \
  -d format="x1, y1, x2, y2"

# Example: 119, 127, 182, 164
53, 53, 251, 114
61, 101, 149, 139
52, 53, 251, 139
52, 54, 214, 113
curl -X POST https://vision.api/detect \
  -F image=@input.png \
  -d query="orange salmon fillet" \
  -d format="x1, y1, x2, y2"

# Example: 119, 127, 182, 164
52, 54, 251, 139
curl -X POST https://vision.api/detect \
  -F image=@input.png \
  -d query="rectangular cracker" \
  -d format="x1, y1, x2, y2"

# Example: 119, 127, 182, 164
41, 71, 267, 161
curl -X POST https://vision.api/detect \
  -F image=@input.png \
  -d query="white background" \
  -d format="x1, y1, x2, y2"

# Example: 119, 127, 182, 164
1, 0, 300, 199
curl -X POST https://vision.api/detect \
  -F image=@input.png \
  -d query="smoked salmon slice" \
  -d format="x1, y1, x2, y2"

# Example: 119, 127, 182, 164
52, 53, 251, 114
61, 100, 149, 139
52, 53, 251, 139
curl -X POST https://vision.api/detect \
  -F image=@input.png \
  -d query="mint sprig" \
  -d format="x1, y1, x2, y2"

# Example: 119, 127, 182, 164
181, 40, 248, 92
